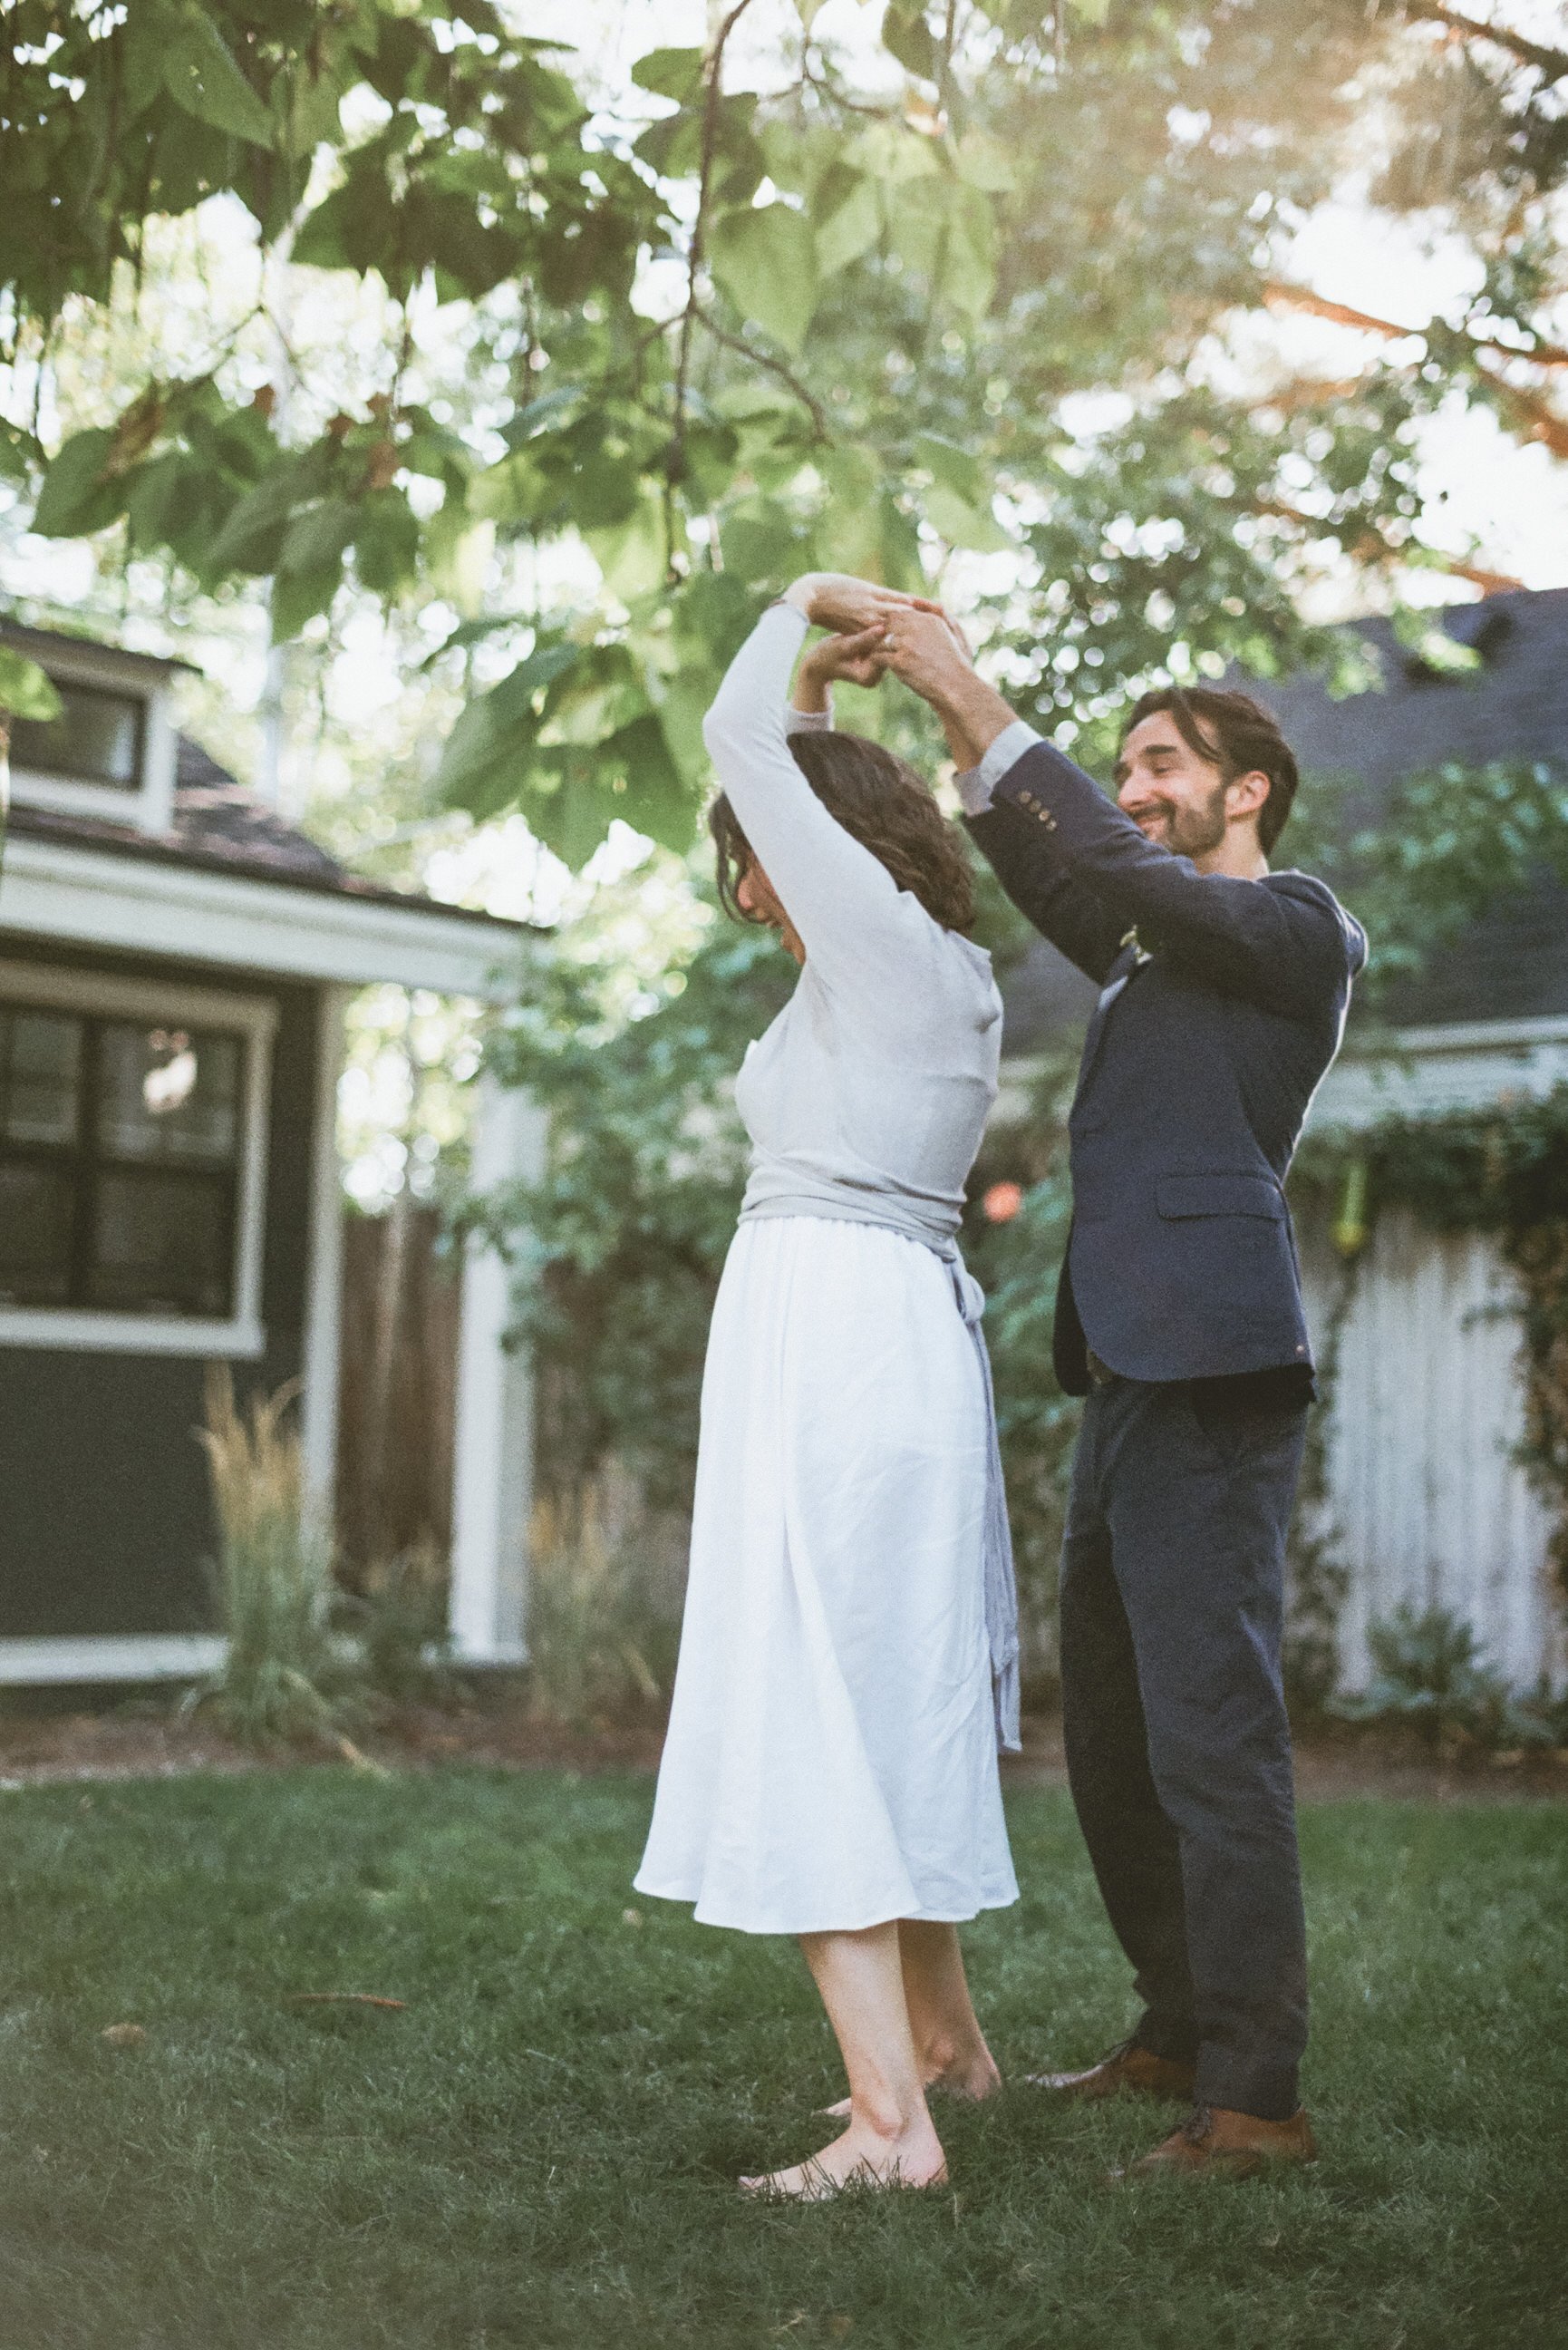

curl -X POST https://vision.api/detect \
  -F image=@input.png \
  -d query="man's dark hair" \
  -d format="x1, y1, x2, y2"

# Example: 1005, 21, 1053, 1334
1122, 686, 1300, 855
711, 730, 975, 934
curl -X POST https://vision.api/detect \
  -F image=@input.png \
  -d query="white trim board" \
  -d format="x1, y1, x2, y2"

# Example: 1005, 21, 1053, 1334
993, 1014, 1568, 1133
0, 835, 529, 996
0, 1634, 226, 1687
1315, 1021, 1568, 1131
299, 986, 349, 1505
0, 957, 274, 1359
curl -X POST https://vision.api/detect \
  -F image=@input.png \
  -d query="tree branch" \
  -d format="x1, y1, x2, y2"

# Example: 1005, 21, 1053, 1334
668, 0, 760, 578
1403, 2, 1568, 83
1263, 280, 1568, 369
692, 306, 830, 440
1481, 369, 1568, 460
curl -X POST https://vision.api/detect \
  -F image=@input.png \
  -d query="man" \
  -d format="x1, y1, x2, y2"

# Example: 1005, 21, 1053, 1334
879, 608, 1366, 2178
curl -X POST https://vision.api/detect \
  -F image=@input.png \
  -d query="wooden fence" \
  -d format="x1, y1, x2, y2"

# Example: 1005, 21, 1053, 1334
335, 1204, 461, 1577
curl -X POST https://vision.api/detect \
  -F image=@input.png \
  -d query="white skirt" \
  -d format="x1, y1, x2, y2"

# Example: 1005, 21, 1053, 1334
634, 1216, 1019, 1934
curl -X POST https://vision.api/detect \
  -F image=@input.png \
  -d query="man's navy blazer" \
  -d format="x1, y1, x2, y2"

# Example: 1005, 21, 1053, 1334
968, 738, 1367, 1397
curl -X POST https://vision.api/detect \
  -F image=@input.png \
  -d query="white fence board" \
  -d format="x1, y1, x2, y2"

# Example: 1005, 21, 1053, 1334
1303, 1214, 1564, 1695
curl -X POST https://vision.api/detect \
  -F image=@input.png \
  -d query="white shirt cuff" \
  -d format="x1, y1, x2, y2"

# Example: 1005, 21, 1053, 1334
954, 718, 1042, 815
785, 700, 832, 734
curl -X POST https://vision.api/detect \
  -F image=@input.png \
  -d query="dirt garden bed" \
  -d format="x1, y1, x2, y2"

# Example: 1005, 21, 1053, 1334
0, 1690, 1563, 1799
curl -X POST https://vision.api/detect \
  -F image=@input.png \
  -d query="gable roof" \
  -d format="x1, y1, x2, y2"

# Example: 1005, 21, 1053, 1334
2, 621, 522, 934
999, 586, 1568, 1055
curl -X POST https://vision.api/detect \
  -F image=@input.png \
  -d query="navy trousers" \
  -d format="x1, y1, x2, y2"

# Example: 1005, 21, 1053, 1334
1059, 1374, 1310, 2122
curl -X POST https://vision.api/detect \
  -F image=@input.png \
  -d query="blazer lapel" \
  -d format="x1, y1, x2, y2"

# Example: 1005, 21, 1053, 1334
1075, 932, 1150, 1093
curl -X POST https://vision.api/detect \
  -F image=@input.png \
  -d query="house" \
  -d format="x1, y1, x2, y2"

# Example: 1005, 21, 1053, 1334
996, 586, 1568, 1695
0, 620, 542, 1688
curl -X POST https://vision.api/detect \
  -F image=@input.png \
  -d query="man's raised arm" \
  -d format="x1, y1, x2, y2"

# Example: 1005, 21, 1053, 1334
880, 611, 1360, 1015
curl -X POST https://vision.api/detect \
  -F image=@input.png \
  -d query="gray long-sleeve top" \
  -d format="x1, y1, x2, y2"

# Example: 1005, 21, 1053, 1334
702, 605, 1003, 1248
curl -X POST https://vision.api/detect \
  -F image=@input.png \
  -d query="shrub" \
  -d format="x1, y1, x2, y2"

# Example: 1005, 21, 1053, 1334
342, 1541, 461, 1708
186, 1368, 362, 1745
1331, 1603, 1558, 1751
524, 1480, 682, 1728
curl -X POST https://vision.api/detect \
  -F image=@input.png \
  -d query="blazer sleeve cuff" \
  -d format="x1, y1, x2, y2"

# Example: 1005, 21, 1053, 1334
954, 718, 1043, 814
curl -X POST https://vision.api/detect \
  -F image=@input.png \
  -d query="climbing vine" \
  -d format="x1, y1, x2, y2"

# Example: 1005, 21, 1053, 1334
1294, 1084, 1568, 1606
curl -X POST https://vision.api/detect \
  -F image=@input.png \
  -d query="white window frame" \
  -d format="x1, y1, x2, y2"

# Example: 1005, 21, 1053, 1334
0, 957, 275, 1358
5, 640, 177, 835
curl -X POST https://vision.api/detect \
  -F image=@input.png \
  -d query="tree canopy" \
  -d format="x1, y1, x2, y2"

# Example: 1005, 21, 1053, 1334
3, 1, 1566, 850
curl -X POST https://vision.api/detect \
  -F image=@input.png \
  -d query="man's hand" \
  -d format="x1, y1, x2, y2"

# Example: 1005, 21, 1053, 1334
876, 607, 975, 703
878, 606, 1019, 771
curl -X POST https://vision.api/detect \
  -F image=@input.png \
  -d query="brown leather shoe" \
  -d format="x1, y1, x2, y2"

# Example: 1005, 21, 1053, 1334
1116, 2102, 1319, 2180
1022, 2036, 1197, 2102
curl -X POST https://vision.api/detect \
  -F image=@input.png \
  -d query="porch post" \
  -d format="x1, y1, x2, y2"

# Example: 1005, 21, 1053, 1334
449, 1076, 546, 1664
300, 983, 351, 1511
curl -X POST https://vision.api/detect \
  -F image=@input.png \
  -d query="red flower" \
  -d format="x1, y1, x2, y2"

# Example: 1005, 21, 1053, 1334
982, 1180, 1024, 1224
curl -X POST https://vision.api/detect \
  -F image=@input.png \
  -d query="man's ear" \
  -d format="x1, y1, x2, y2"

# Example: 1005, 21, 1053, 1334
1225, 769, 1271, 826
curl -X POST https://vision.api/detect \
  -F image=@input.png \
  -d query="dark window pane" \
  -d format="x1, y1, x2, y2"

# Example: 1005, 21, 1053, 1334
0, 1008, 81, 1146
10, 682, 144, 789
0, 1161, 76, 1305
87, 1168, 235, 1316
96, 1024, 241, 1166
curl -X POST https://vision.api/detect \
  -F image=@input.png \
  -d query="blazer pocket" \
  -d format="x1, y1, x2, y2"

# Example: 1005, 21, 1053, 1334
1157, 1173, 1286, 1221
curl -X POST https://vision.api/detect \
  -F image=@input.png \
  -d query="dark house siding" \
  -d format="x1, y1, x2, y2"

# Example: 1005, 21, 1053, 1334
0, 941, 320, 1639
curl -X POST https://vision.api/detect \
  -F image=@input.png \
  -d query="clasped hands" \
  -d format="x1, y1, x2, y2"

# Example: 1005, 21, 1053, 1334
785, 571, 974, 705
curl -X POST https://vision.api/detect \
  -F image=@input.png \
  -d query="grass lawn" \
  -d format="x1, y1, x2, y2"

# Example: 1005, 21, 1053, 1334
0, 1771, 1563, 2350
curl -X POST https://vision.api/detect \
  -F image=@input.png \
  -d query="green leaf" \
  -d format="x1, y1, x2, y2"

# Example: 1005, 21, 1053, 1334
0, 420, 42, 483
910, 432, 1008, 547
813, 173, 881, 280
882, 1, 940, 82
279, 499, 356, 577
924, 481, 1010, 552
162, 10, 275, 147
887, 178, 995, 318
353, 492, 422, 598
521, 759, 625, 871
953, 131, 1020, 194
630, 46, 705, 102
912, 432, 985, 502
203, 459, 322, 576
587, 500, 668, 602
0, 649, 63, 723
598, 713, 697, 858
32, 429, 122, 537
815, 445, 883, 578
708, 204, 819, 355
435, 643, 583, 811
271, 556, 342, 642
719, 498, 813, 588
654, 668, 722, 788
469, 450, 553, 526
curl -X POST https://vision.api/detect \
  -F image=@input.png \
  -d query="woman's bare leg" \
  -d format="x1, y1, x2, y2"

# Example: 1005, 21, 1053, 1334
740, 1923, 947, 2199
896, 1920, 1003, 2096
821, 1920, 1002, 2116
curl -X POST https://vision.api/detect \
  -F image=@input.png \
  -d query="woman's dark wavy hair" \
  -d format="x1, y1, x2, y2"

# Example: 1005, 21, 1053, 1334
710, 730, 975, 934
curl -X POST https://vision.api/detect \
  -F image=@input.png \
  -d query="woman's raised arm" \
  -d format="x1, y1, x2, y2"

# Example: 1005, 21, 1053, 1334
701, 593, 918, 975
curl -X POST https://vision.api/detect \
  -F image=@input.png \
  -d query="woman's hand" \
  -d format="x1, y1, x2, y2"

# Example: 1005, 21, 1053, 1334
799, 627, 889, 692
783, 571, 939, 635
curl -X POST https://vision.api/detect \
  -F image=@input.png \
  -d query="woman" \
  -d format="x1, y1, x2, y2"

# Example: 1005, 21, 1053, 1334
634, 572, 1020, 2199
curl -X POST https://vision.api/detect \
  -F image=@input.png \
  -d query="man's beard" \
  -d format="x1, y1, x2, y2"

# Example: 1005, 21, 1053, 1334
1138, 781, 1229, 859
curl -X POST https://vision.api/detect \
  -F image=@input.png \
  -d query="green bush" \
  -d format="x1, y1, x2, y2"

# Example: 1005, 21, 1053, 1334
524, 1484, 682, 1729
340, 1543, 461, 1709
1331, 1603, 1560, 1751
187, 1369, 363, 1746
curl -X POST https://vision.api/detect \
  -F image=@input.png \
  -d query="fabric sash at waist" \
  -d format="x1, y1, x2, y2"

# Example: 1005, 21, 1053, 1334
737, 1195, 1021, 1753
